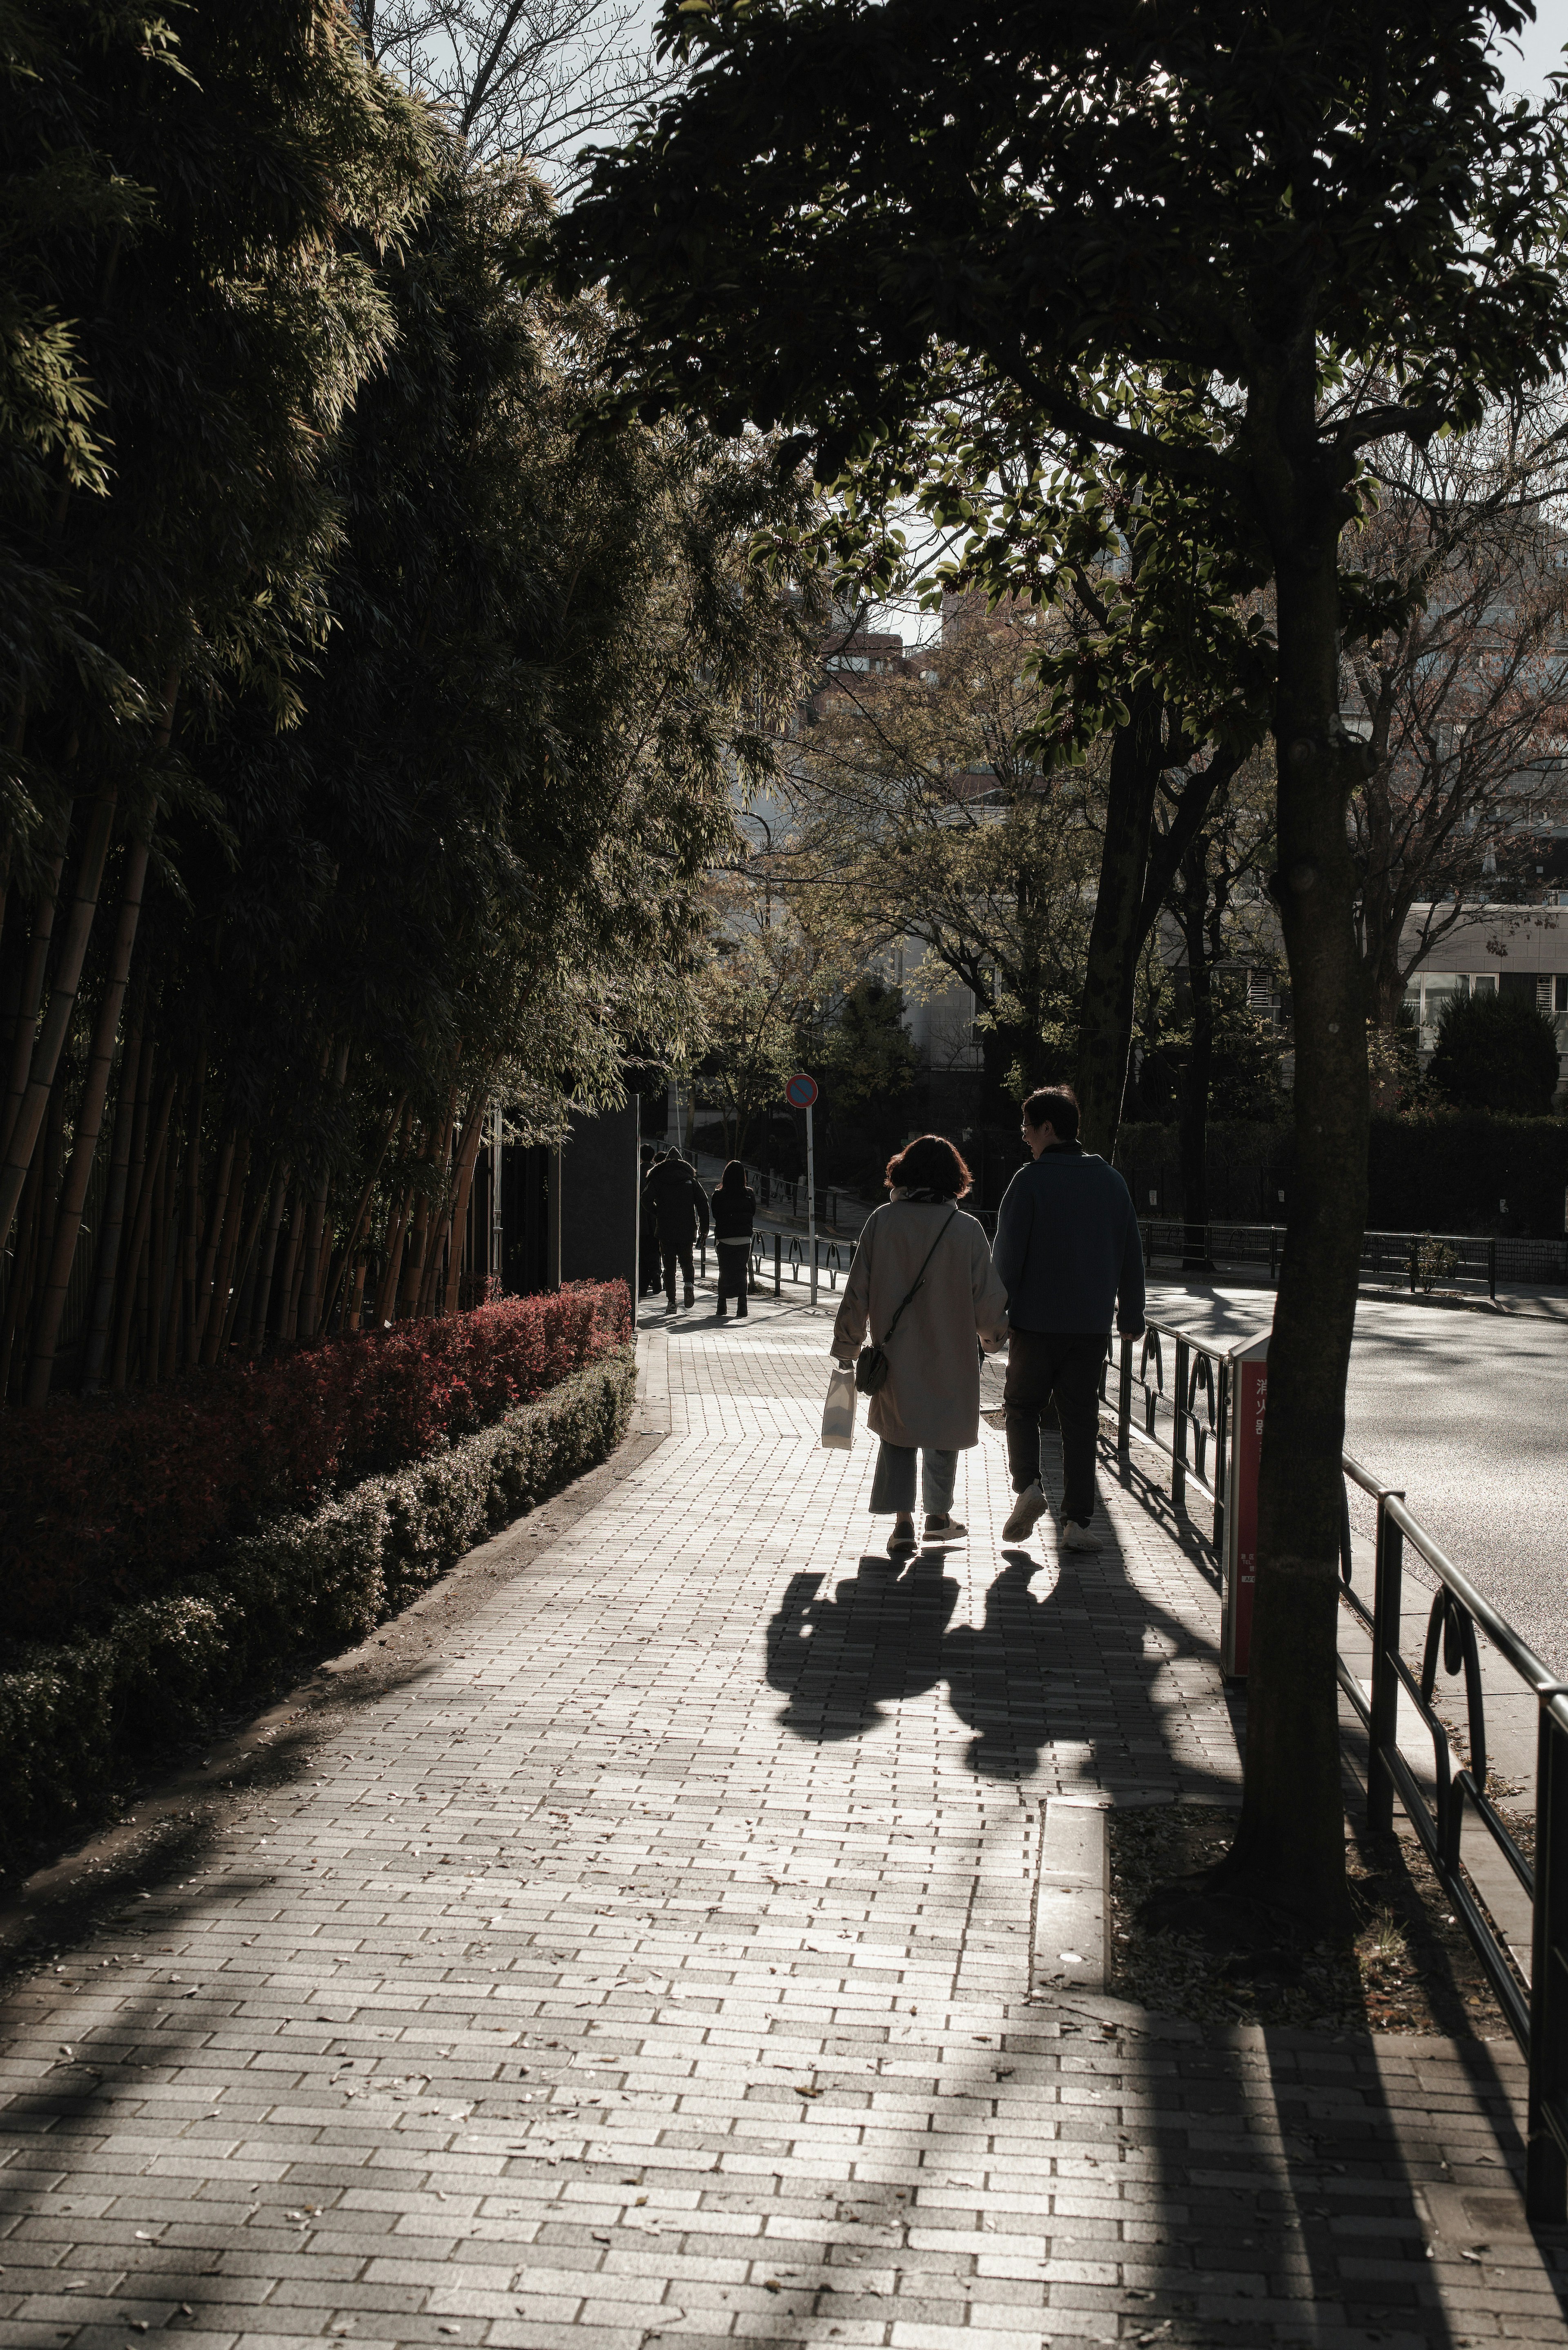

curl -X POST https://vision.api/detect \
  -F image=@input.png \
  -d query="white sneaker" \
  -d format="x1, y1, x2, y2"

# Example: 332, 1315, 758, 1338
1002, 1483, 1049, 1542
1061, 1518, 1100, 1551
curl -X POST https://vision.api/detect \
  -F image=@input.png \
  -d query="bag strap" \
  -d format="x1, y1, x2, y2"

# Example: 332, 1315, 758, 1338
877, 1209, 958, 1348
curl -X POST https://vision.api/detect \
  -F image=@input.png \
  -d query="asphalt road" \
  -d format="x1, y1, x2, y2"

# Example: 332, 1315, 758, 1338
1145, 1278, 1568, 1676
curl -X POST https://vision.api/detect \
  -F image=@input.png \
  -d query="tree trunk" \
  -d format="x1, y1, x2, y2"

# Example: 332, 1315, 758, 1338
0, 786, 117, 1249
1175, 847, 1215, 1274
1219, 391, 1368, 1930
1073, 695, 1236, 1160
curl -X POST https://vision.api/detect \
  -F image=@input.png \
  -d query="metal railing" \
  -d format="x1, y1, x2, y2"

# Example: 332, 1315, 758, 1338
740, 1230, 845, 1296
1140, 1218, 1568, 1298
1100, 1316, 1568, 2221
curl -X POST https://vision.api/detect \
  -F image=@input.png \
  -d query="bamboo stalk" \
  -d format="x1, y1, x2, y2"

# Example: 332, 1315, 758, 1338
109, 1075, 175, 1391
247, 1164, 290, 1352
443, 1093, 490, 1313
218, 1159, 276, 1360
81, 1021, 148, 1392
416, 1088, 462, 1318
190, 1129, 236, 1358
0, 785, 118, 1249
319, 1090, 407, 1336
0, 1142, 47, 1399
296, 1041, 348, 1342
0, 814, 68, 1166
23, 820, 158, 1404
199, 1135, 250, 1366
345, 1257, 368, 1331
372, 1190, 412, 1328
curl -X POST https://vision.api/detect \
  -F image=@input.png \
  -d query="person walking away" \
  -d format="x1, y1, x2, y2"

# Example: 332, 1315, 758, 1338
992, 1086, 1144, 1552
831, 1135, 1009, 1554
642, 1148, 710, 1312
639, 1149, 666, 1296
710, 1160, 756, 1318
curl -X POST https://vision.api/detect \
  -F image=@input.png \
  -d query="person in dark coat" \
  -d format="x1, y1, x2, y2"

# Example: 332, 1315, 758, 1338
709, 1161, 756, 1319
639, 1149, 666, 1296
641, 1149, 710, 1311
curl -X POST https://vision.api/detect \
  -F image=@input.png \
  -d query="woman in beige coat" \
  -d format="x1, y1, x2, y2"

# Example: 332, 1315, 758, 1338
831, 1134, 1010, 1554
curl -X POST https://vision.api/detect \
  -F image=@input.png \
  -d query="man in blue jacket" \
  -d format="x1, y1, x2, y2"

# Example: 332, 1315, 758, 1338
991, 1086, 1145, 1550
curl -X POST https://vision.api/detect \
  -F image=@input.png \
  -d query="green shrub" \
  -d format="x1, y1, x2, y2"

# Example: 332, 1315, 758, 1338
0, 1349, 637, 1860
1428, 990, 1562, 1116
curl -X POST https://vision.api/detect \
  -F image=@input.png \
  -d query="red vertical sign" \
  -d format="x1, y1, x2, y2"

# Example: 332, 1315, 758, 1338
1223, 1340, 1269, 1678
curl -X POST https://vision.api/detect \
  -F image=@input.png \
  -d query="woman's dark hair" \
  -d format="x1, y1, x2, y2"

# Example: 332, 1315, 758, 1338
884, 1134, 973, 1198
719, 1159, 750, 1192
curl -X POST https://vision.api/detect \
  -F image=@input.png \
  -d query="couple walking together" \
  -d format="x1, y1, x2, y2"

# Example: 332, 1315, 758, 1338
830, 1086, 1145, 1555
641, 1149, 755, 1316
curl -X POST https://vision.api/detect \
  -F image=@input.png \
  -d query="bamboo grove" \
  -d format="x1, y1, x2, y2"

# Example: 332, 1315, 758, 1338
0, 0, 811, 1405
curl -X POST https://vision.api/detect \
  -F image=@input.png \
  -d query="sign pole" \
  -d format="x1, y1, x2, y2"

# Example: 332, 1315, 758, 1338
806, 1101, 817, 1306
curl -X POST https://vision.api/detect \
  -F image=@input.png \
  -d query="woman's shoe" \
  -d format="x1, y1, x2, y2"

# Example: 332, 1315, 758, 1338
887, 1514, 918, 1554
924, 1515, 967, 1541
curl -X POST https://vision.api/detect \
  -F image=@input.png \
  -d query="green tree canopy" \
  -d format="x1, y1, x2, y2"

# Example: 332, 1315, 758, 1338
555, 0, 1568, 1922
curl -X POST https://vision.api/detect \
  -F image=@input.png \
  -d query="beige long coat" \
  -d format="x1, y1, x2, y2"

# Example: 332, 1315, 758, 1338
831, 1199, 1010, 1451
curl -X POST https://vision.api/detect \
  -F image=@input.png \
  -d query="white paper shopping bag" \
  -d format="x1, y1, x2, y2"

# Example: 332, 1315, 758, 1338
820, 1363, 858, 1450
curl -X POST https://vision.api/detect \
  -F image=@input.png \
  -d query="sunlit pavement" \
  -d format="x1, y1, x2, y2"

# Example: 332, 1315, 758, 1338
1, 1288, 1563, 2350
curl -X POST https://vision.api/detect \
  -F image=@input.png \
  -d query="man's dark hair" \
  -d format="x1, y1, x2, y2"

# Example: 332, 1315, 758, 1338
884, 1133, 973, 1197
1022, 1086, 1080, 1141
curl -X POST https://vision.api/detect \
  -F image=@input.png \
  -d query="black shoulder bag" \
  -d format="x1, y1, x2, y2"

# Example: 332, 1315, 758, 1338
854, 1210, 958, 1395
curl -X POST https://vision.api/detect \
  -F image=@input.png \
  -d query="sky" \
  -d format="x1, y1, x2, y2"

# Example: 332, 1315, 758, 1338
1504, 4, 1567, 91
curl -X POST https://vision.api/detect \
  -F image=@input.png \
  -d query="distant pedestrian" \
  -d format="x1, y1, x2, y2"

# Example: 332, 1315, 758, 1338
831, 1135, 1009, 1554
642, 1148, 710, 1313
710, 1161, 756, 1319
639, 1148, 670, 1295
992, 1086, 1144, 1552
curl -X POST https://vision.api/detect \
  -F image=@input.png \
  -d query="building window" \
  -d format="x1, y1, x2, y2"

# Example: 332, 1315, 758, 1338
1407, 971, 1498, 1032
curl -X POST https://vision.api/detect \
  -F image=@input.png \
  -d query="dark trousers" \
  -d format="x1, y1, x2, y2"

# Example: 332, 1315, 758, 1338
661, 1240, 695, 1306
1004, 1327, 1107, 1525
715, 1240, 750, 1307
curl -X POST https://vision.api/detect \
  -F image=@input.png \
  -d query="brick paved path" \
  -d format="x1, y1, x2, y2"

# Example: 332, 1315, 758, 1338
3, 1290, 1566, 2350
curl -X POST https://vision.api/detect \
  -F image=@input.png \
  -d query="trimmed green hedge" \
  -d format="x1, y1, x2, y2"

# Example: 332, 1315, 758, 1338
0, 1348, 637, 1859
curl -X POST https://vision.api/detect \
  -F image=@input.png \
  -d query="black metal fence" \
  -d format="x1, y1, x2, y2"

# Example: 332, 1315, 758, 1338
1141, 1218, 1568, 1297
1100, 1319, 1568, 2220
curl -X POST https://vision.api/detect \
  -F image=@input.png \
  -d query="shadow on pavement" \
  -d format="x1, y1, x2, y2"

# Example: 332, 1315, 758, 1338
766, 1556, 960, 1740
766, 1530, 1237, 1797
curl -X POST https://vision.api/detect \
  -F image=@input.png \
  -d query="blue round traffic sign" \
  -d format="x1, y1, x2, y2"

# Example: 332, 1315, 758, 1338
785, 1072, 818, 1108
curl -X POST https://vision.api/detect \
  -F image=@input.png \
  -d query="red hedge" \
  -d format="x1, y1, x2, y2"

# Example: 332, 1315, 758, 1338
2, 1282, 632, 1642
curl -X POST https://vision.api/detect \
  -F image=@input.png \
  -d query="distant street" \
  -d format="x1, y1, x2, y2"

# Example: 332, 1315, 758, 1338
1147, 1278, 1568, 1674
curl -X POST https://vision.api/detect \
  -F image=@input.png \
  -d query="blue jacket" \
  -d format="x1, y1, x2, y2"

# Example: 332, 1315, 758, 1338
992, 1144, 1145, 1336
